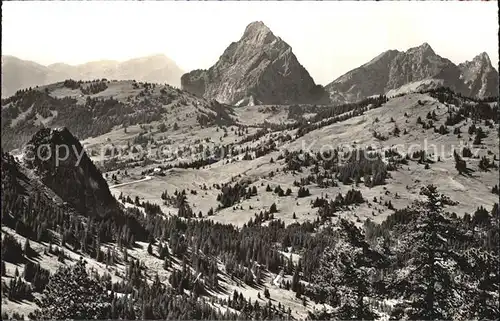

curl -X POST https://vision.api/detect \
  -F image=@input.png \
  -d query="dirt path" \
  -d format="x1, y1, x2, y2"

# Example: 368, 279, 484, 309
109, 175, 153, 189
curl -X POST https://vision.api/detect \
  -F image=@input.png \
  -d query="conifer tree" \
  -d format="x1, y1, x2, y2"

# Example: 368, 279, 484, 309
34, 259, 111, 320
392, 185, 464, 320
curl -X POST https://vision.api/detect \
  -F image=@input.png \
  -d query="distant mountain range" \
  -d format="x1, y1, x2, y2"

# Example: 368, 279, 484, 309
2, 22, 497, 104
181, 22, 497, 105
325, 43, 498, 104
1, 54, 184, 98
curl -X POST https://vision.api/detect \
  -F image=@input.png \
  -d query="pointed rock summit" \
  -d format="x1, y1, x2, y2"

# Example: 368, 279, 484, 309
385, 43, 459, 91
181, 21, 328, 106
458, 52, 498, 98
326, 43, 498, 104
25, 127, 121, 219
243, 21, 273, 41
409, 42, 435, 55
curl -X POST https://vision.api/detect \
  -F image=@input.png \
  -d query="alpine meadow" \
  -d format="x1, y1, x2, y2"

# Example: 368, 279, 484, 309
1, 1, 499, 320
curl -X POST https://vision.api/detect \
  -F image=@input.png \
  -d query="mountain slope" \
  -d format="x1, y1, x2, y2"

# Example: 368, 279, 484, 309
1, 80, 223, 151
325, 49, 400, 104
1, 88, 498, 321
325, 43, 498, 104
1, 56, 51, 99
181, 21, 329, 106
2, 127, 148, 242
1, 54, 184, 98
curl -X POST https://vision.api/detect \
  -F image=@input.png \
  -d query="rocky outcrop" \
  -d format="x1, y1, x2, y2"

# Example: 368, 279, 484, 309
25, 127, 121, 219
181, 69, 208, 98
181, 21, 329, 106
326, 43, 497, 104
386, 43, 464, 92
2, 130, 148, 243
458, 52, 499, 98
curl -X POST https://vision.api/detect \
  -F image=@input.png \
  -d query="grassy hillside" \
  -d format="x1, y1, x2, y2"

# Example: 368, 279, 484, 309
1, 85, 498, 320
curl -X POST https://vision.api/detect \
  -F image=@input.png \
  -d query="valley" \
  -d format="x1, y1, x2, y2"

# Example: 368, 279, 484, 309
1, 18, 499, 321
1, 80, 498, 320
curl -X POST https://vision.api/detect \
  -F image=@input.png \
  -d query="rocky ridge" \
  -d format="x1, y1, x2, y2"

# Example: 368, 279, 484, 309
325, 43, 498, 104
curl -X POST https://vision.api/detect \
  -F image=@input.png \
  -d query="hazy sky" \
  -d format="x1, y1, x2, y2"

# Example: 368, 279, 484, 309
2, 1, 498, 85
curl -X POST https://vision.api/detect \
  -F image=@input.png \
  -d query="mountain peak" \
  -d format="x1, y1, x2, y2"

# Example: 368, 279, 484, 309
326, 42, 497, 103
29, 127, 77, 148
244, 21, 271, 35
408, 42, 435, 56
26, 127, 121, 219
473, 52, 492, 66
182, 21, 327, 105
420, 42, 432, 49
458, 51, 498, 97
242, 21, 277, 45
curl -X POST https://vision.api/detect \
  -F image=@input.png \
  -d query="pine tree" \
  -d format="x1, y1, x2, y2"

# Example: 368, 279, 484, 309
392, 185, 464, 320
291, 265, 300, 292
466, 247, 499, 319
336, 221, 379, 319
473, 127, 486, 145
34, 259, 111, 319
23, 238, 31, 256
264, 288, 270, 299
454, 150, 467, 174
158, 242, 163, 257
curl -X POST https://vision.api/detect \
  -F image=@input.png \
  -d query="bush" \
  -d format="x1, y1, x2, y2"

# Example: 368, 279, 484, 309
158, 123, 167, 132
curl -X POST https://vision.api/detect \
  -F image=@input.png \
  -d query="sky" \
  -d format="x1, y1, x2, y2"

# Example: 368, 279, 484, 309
2, 1, 498, 85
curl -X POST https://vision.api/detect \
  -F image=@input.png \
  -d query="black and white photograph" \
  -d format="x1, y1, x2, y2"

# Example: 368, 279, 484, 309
1, 1, 499, 320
